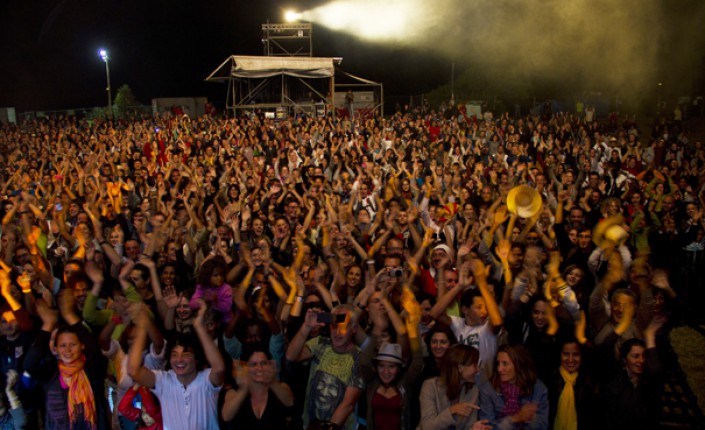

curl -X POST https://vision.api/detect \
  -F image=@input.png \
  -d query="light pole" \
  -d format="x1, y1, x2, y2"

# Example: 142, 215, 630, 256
99, 49, 112, 114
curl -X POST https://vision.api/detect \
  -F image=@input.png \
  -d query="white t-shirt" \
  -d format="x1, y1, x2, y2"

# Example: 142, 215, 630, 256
449, 315, 497, 372
152, 368, 222, 430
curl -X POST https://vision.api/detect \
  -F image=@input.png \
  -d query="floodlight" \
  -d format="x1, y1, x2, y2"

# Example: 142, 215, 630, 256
285, 10, 301, 22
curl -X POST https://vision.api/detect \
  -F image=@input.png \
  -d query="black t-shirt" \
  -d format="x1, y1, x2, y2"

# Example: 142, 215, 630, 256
221, 388, 289, 430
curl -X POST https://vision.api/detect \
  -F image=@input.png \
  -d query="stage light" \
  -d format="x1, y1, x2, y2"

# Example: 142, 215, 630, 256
285, 10, 302, 22
300, 0, 424, 41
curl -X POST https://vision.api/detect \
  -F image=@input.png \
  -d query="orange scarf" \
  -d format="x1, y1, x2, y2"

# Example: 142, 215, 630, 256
58, 355, 97, 430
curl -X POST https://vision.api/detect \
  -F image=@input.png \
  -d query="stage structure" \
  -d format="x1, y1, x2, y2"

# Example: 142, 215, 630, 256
262, 23, 313, 57
205, 55, 383, 119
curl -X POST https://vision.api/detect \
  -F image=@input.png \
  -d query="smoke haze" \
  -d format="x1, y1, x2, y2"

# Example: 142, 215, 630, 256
304, 0, 705, 96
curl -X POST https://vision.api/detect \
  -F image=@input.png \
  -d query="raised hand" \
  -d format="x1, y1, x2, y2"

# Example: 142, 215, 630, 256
162, 286, 181, 309
493, 206, 509, 226
193, 299, 208, 328
303, 308, 325, 330
138, 255, 155, 270
85, 260, 104, 285
495, 239, 511, 262
468, 258, 489, 281
233, 360, 250, 390
36, 298, 59, 330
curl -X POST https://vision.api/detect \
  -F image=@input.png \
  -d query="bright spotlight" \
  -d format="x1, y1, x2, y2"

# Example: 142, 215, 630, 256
303, 0, 424, 41
285, 10, 301, 22
99, 49, 108, 62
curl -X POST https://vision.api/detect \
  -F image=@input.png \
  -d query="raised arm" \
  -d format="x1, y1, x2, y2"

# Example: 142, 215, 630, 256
193, 299, 225, 386
285, 309, 322, 362
470, 258, 503, 333
139, 255, 168, 322
127, 307, 157, 389
429, 281, 462, 327
221, 361, 250, 422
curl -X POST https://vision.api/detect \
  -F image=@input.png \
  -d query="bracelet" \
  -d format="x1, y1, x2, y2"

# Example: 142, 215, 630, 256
295, 296, 304, 302
111, 315, 124, 325
331, 299, 341, 307
366, 259, 375, 265
99, 240, 109, 246
325, 254, 336, 259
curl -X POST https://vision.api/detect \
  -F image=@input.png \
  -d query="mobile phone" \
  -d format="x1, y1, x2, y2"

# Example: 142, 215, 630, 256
316, 312, 332, 324
317, 313, 346, 324
55, 203, 63, 211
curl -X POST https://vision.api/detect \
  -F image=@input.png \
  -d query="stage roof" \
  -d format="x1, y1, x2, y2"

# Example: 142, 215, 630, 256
205, 55, 341, 81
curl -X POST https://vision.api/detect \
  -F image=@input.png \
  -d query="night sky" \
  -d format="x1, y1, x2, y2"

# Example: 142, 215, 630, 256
2, 0, 704, 113
0, 0, 448, 112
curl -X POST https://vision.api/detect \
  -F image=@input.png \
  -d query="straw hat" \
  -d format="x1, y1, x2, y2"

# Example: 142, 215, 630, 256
507, 185, 542, 218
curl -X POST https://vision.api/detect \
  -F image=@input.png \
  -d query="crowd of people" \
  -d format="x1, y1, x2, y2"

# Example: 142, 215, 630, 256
0, 103, 703, 430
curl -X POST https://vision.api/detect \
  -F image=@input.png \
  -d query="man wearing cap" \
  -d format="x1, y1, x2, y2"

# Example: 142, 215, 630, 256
418, 244, 454, 297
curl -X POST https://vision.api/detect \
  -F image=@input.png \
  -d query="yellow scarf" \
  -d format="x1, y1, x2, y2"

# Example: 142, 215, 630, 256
58, 355, 98, 430
554, 366, 578, 430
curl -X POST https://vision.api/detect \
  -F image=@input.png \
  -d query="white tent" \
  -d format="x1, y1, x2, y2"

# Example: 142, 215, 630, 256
205, 55, 383, 118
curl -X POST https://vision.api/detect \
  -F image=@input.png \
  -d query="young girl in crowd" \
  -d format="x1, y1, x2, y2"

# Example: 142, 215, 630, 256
26, 322, 110, 429
360, 338, 423, 430
189, 256, 233, 323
